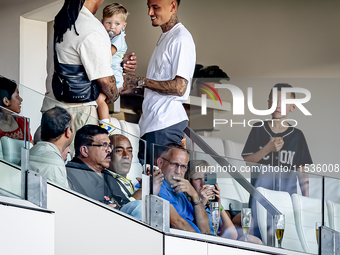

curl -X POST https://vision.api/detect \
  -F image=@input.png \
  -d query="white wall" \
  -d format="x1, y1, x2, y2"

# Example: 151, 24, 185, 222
20, 17, 47, 94
97, 0, 340, 78
0, 0, 58, 83
0, 199, 54, 255
47, 184, 163, 255
48, 184, 295, 255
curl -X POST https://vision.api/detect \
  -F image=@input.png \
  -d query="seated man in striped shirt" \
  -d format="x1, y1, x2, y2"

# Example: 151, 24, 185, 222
109, 134, 164, 217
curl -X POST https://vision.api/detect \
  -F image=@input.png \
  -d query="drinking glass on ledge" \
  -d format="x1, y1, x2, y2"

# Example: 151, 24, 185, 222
210, 202, 220, 236
315, 222, 321, 245
275, 214, 285, 248
241, 208, 252, 242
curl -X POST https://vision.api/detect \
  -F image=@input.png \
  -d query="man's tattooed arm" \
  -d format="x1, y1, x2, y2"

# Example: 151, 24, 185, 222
97, 75, 119, 101
145, 76, 188, 96
124, 73, 188, 97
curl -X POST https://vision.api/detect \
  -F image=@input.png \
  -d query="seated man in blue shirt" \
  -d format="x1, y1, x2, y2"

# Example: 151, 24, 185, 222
157, 143, 210, 233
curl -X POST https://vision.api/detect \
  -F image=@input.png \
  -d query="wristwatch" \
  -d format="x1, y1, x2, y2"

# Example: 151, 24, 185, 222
193, 198, 202, 206
137, 79, 145, 88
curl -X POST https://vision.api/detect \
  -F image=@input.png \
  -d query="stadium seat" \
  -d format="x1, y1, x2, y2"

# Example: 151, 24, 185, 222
292, 194, 329, 254
257, 187, 304, 252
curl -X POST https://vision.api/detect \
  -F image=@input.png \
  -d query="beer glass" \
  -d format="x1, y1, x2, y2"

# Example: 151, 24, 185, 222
241, 208, 252, 242
315, 222, 321, 244
275, 214, 285, 248
210, 202, 220, 236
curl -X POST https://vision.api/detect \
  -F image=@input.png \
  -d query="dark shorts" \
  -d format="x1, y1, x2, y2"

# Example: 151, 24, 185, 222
138, 120, 188, 164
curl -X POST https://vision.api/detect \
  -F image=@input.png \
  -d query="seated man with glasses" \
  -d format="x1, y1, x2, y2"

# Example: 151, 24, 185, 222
156, 143, 210, 233
66, 125, 142, 218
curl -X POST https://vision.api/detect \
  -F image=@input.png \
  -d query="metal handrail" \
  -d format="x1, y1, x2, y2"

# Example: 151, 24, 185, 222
184, 126, 281, 217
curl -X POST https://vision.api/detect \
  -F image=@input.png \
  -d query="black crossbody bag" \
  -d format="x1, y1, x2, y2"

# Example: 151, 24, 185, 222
52, 41, 100, 103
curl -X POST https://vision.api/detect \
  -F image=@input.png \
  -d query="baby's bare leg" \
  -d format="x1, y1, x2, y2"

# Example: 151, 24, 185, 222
96, 93, 110, 122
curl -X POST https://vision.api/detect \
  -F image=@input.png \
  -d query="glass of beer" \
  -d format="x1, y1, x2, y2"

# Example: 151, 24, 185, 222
275, 214, 285, 248
241, 208, 252, 242
210, 202, 220, 236
315, 222, 321, 244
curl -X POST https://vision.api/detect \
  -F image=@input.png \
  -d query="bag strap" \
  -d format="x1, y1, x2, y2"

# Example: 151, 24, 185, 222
53, 36, 62, 74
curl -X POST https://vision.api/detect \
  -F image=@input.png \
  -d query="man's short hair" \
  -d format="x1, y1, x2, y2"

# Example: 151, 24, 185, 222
269, 83, 296, 99
103, 3, 129, 20
74, 125, 108, 157
161, 143, 189, 158
176, 0, 181, 7
41, 106, 72, 142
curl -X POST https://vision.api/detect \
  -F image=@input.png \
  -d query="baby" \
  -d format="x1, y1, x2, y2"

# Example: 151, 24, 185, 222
96, 3, 128, 133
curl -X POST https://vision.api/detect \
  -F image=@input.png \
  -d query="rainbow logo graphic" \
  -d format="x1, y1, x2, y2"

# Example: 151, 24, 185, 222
197, 83, 222, 106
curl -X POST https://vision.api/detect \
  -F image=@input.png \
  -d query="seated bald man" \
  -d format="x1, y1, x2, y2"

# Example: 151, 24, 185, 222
108, 134, 164, 219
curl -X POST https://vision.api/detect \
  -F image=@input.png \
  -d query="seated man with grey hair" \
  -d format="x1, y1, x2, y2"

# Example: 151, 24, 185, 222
157, 143, 210, 233
29, 106, 74, 188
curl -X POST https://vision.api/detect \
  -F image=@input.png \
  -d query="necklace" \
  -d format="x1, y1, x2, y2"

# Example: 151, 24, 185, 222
156, 32, 169, 46
156, 23, 180, 46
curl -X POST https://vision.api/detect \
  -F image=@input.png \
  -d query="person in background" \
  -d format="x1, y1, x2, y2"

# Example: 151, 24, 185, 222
96, 3, 130, 133
29, 106, 74, 188
0, 76, 32, 143
120, 0, 196, 164
107, 134, 164, 220
186, 160, 237, 239
66, 125, 121, 206
41, 0, 137, 133
241, 83, 312, 239
157, 143, 210, 234
185, 160, 263, 244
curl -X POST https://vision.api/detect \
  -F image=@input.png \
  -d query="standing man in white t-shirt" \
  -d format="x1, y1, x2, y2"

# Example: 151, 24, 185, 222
122, 0, 196, 163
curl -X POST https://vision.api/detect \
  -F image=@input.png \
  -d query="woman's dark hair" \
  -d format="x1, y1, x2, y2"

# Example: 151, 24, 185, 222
0, 76, 17, 107
54, 0, 85, 43
74, 125, 108, 157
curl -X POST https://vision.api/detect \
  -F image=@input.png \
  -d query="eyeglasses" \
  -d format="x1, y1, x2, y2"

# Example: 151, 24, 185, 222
87, 142, 113, 151
161, 157, 187, 172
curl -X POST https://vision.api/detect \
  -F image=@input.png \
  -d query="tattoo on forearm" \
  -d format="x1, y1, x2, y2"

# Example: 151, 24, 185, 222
146, 77, 188, 96
98, 75, 118, 100
108, 76, 119, 100
161, 14, 179, 33
124, 74, 188, 96
125, 75, 142, 89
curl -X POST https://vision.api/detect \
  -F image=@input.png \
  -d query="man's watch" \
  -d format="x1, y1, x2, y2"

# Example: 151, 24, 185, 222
137, 79, 145, 87
193, 198, 202, 206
